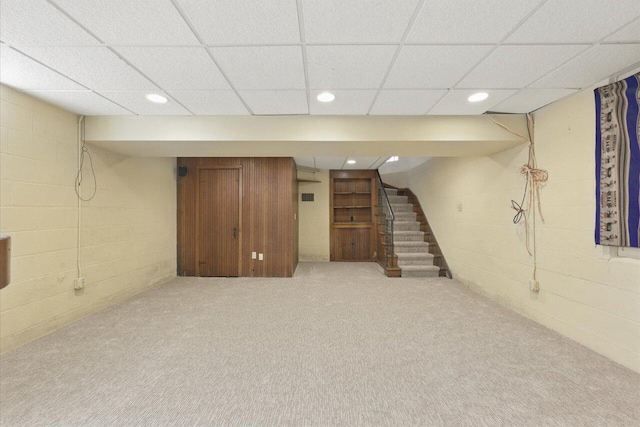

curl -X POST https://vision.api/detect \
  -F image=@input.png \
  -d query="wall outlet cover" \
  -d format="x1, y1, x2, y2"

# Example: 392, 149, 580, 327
74, 277, 86, 290
529, 279, 540, 292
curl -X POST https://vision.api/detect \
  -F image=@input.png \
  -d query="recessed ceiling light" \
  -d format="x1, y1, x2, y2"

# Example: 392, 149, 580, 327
146, 93, 168, 104
468, 92, 489, 103
347, 160, 356, 164
386, 156, 399, 163
317, 92, 335, 103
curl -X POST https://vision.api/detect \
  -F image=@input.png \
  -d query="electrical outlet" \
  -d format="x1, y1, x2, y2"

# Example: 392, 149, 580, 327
529, 279, 539, 292
259, 253, 264, 261
74, 277, 86, 290
252, 252, 257, 259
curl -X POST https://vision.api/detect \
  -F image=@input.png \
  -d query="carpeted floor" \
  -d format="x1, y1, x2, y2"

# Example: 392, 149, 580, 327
1, 262, 639, 426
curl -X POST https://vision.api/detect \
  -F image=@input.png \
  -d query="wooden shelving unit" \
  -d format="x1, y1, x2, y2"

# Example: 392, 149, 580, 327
329, 170, 377, 262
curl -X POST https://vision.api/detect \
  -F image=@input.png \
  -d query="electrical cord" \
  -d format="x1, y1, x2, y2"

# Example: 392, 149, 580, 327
74, 118, 97, 202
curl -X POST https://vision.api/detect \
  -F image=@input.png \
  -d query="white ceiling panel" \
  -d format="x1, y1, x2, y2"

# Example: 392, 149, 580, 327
114, 47, 230, 90
211, 46, 305, 90
490, 89, 578, 113
342, 157, 382, 170
27, 90, 133, 115
531, 44, 640, 89
605, 18, 640, 42
408, 0, 542, 44
18, 47, 156, 90
314, 157, 347, 170
302, 0, 420, 43
97, 91, 192, 115
239, 90, 308, 115
307, 45, 397, 90
53, 0, 199, 45
458, 45, 587, 89
0, 46, 84, 90
385, 45, 494, 89
310, 90, 377, 115
176, 0, 300, 44
0, 0, 99, 46
169, 90, 249, 115
506, 0, 640, 43
370, 90, 447, 115
294, 157, 316, 168
428, 89, 516, 115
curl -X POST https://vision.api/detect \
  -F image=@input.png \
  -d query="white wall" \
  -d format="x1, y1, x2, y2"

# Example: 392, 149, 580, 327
0, 85, 176, 353
298, 170, 330, 261
383, 86, 640, 373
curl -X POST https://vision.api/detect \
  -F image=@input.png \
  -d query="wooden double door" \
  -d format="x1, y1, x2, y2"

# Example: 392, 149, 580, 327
197, 167, 241, 277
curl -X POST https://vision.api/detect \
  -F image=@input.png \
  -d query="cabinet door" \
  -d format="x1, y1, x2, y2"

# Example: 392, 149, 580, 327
332, 228, 372, 261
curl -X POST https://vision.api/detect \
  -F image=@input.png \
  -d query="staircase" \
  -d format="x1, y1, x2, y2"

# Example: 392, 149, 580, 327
385, 188, 440, 278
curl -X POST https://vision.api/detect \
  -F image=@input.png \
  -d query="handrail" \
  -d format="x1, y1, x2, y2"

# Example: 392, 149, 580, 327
375, 171, 395, 273
376, 170, 394, 221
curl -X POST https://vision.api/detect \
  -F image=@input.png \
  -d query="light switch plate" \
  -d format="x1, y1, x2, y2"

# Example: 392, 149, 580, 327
252, 252, 257, 259
259, 253, 264, 261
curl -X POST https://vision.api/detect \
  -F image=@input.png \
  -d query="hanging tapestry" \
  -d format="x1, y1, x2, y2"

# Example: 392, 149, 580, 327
595, 72, 640, 247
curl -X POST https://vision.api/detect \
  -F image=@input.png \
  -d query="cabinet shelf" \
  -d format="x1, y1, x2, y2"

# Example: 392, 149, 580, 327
333, 192, 371, 195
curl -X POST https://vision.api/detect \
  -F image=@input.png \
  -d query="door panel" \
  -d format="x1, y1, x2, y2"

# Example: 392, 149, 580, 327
332, 228, 372, 261
198, 168, 240, 277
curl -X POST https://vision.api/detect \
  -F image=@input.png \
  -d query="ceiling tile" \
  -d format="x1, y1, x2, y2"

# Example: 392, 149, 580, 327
605, 18, 640, 42
114, 47, 230, 90
176, 0, 300, 44
310, 90, 377, 115
531, 44, 640, 88
0, 46, 84, 90
18, 47, 156, 90
302, 0, 420, 43
343, 157, 382, 169
428, 89, 516, 115
490, 89, 578, 113
457, 45, 587, 89
307, 45, 397, 89
168, 90, 249, 115
211, 46, 305, 90
97, 91, 192, 115
370, 89, 447, 115
506, 0, 640, 43
314, 157, 347, 169
239, 90, 308, 115
54, 0, 199, 45
385, 45, 494, 89
27, 90, 133, 115
0, 0, 99, 46
294, 157, 316, 168
408, 0, 543, 44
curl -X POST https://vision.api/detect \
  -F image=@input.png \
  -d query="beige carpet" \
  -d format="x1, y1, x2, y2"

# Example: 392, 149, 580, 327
1, 262, 639, 426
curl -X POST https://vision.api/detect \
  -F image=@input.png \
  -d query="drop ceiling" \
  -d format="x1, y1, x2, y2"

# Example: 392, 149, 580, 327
1, 0, 640, 116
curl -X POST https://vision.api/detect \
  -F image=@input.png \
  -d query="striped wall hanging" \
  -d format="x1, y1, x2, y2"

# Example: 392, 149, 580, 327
595, 72, 640, 247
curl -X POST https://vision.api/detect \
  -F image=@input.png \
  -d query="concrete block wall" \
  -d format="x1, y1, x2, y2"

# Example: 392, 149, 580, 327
0, 85, 176, 353
383, 86, 640, 373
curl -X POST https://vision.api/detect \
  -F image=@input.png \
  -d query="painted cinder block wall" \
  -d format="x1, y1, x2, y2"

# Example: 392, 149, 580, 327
383, 85, 640, 372
0, 85, 176, 353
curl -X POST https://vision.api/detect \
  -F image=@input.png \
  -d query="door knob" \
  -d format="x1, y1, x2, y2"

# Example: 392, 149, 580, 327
233, 227, 237, 239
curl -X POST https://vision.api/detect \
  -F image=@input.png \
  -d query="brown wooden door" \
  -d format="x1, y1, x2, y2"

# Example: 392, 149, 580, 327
332, 227, 372, 261
198, 168, 240, 277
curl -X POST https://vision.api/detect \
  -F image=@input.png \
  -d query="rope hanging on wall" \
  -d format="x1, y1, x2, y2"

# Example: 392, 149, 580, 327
488, 114, 549, 257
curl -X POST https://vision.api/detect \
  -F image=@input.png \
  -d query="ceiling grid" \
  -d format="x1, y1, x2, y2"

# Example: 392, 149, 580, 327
0, 0, 639, 116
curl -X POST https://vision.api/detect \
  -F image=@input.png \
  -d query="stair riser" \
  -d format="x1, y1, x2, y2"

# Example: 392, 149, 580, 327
385, 189, 398, 196
394, 222, 421, 231
394, 234, 424, 242
387, 195, 408, 204
393, 212, 417, 220
395, 246, 431, 253
402, 269, 440, 278
398, 259, 435, 266
391, 204, 414, 212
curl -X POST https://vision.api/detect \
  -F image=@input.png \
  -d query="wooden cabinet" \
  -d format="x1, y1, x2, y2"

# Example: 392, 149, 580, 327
330, 170, 376, 262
